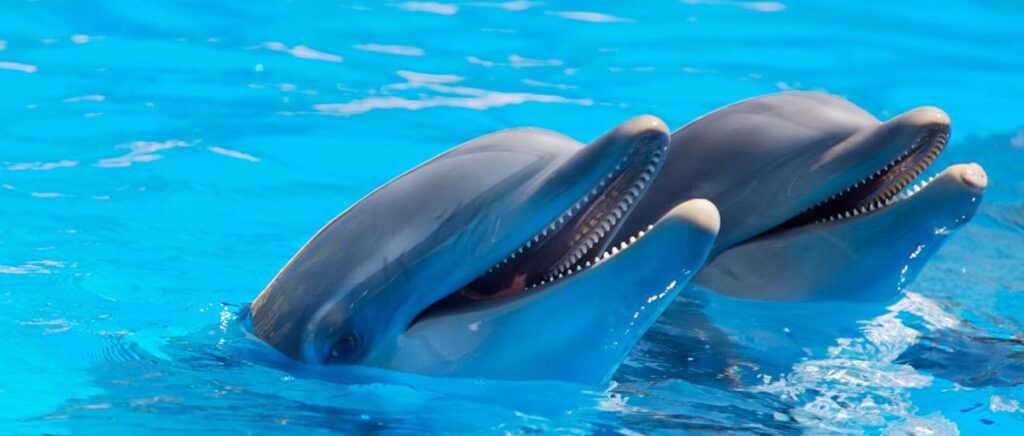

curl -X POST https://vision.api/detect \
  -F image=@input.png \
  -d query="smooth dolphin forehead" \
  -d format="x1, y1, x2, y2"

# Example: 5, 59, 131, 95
617, 92, 880, 250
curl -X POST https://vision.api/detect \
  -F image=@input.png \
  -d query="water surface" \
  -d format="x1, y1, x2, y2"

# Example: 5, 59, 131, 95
2, 0, 1023, 433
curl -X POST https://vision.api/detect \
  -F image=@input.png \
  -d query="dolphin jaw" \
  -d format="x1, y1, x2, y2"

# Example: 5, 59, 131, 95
765, 123, 950, 233
411, 124, 670, 324
475, 142, 665, 291
529, 223, 656, 290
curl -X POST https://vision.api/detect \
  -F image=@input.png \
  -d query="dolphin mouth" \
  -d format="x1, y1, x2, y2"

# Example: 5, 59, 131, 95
413, 132, 669, 322
768, 124, 950, 233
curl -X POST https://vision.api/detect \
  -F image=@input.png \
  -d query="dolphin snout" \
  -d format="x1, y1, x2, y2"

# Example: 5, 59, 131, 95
664, 198, 721, 236
959, 162, 988, 191
898, 106, 951, 129
595, 114, 670, 154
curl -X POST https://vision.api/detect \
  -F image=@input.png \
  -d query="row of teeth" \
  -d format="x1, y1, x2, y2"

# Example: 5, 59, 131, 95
874, 133, 945, 202
526, 224, 654, 290
480, 144, 665, 289
813, 131, 946, 224
813, 173, 939, 224
803, 143, 919, 213
888, 173, 938, 204
482, 149, 652, 276
543, 150, 664, 282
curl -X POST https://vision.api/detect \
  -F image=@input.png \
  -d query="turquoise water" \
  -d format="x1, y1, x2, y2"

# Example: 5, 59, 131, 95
2, 0, 1023, 433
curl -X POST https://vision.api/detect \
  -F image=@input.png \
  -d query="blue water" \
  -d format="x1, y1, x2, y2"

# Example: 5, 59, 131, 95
1, 0, 1023, 433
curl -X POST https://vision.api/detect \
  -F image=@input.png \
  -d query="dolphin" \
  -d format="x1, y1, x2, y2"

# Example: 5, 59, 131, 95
246, 115, 721, 384
614, 92, 987, 301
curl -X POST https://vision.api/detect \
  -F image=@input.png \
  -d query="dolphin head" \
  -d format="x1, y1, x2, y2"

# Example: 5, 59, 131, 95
616, 92, 987, 301
248, 115, 718, 382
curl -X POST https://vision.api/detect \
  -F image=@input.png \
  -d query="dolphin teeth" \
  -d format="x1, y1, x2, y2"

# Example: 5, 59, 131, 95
620, 241, 628, 249
611, 247, 619, 255
629, 236, 637, 244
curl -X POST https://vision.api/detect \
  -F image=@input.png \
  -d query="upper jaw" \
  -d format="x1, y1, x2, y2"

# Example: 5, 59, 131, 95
760, 107, 952, 238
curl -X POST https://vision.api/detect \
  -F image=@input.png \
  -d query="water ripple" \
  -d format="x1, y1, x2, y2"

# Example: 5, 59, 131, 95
397, 1, 459, 16
95, 140, 191, 168
352, 43, 425, 57
0, 61, 37, 73
315, 71, 591, 116
260, 42, 342, 63
547, 11, 634, 23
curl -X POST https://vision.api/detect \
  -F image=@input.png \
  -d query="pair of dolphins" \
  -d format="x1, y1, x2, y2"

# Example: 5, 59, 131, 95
244, 92, 987, 385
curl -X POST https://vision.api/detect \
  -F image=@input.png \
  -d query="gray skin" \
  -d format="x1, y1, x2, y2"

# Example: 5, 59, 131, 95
248, 115, 722, 383
614, 92, 987, 301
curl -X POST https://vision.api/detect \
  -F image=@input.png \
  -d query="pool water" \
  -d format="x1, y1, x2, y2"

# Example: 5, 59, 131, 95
2, 0, 1023, 433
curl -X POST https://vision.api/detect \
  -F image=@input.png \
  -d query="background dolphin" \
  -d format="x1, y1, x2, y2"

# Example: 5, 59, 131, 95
247, 115, 721, 384
615, 92, 987, 301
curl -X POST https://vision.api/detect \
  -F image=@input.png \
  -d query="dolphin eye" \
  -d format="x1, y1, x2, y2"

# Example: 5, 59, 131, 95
325, 333, 362, 364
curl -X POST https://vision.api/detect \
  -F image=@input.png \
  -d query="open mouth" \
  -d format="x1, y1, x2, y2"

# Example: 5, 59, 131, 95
767, 124, 949, 234
413, 133, 669, 322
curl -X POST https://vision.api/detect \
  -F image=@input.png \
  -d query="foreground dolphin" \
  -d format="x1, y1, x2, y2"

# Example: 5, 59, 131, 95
615, 92, 987, 301
247, 116, 721, 384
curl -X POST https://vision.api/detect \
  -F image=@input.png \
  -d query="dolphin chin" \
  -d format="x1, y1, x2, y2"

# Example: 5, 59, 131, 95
615, 91, 987, 301
249, 114, 724, 383
696, 163, 987, 301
